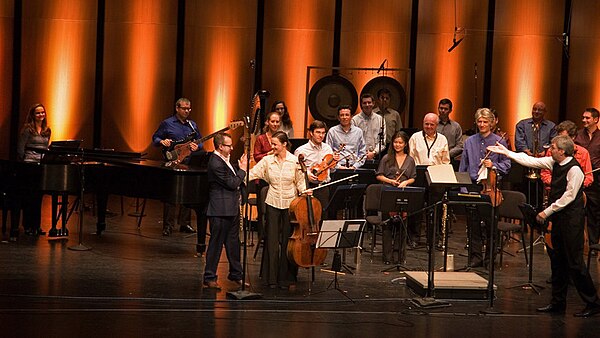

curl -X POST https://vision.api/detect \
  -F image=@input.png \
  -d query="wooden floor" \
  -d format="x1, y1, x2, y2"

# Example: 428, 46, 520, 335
1, 195, 600, 337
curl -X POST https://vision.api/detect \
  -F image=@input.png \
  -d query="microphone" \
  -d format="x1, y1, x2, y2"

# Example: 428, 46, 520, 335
377, 59, 387, 74
447, 37, 464, 52
257, 89, 270, 98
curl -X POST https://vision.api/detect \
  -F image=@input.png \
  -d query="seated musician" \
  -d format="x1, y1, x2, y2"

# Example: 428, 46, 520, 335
13, 103, 51, 239
459, 108, 511, 268
294, 120, 337, 210
326, 105, 367, 169
151, 98, 202, 236
376, 131, 417, 263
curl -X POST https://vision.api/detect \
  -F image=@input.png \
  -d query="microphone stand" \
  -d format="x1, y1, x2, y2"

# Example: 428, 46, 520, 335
378, 116, 385, 161
227, 92, 264, 300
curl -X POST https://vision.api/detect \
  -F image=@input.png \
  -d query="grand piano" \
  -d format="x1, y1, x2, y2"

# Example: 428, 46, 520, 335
0, 147, 209, 253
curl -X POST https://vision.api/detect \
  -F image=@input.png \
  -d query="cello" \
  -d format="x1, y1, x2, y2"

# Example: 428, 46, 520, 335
288, 154, 328, 268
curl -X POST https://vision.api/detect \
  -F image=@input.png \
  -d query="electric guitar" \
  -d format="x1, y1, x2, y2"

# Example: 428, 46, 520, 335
163, 120, 244, 163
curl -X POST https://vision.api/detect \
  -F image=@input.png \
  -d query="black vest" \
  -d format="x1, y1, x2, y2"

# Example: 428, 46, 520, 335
549, 157, 584, 215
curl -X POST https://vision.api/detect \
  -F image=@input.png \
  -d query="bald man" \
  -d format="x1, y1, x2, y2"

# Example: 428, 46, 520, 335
409, 112, 450, 165
515, 101, 557, 156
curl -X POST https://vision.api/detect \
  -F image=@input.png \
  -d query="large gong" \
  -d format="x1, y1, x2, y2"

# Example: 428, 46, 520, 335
308, 75, 358, 127
360, 76, 406, 114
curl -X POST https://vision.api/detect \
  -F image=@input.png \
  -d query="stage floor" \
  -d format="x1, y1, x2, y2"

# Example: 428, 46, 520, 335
1, 196, 600, 337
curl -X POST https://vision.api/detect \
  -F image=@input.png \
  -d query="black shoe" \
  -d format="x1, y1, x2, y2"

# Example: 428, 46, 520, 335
162, 228, 171, 236
536, 303, 566, 314
179, 225, 196, 233
36, 228, 46, 236
574, 303, 600, 317
546, 276, 552, 284
384, 260, 391, 265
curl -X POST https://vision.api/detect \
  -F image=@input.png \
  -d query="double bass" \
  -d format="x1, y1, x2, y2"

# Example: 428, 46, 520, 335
287, 154, 328, 268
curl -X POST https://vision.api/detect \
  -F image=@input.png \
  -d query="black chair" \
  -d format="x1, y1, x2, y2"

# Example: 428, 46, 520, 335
496, 190, 529, 268
363, 184, 383, 262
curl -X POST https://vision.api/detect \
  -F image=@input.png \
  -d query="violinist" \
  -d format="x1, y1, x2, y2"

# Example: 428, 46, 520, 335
325, 105, 367, 169
294, 120, 337, 209
248, 131, 306, 291
459, 108, 511, 268
376, 131, 418, 262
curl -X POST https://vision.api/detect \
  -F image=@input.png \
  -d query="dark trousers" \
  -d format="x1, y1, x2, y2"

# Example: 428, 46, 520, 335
22, 192, 43, 232
466, 203, 497, 265
263, 205, 298, 286
203, 215, 243, 282
382, 217, 412, 263
550, 214, 599, 306
584, 174, 600, 245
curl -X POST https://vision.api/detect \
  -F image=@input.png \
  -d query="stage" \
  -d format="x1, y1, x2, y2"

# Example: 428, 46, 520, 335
1, 196, 599, 336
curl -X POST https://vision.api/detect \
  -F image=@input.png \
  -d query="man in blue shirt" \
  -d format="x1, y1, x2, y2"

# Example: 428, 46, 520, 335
459, 108, 511, 267
152, 98, 203, 236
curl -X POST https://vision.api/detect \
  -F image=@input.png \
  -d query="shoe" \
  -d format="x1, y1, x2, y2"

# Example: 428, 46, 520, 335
162, 228, 171, 236
231, 280, 243, 288
573, 303, 600, 317
288, 284, 296, 292
384, 261, 391, 265
36, 228, 46, 236
546, 276, 552, 284
408, 240, 418, 249
9, 236, 17, 242
536, 303, 566, 314
268, 284, 277, 289
179, 224, 196, 233
203, 281, 221, 290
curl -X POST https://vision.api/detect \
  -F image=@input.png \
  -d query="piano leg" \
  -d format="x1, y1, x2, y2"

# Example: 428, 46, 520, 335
95, 191, 108, 235
49, 193, 69, 238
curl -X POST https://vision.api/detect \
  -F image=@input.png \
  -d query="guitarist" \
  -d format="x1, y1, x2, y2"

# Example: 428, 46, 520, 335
152, 97, 203, 236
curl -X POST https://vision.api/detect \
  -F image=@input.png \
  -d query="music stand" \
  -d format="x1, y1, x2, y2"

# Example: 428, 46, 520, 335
331, 169, 378, 185
315, 219, 365, 301
508, 203, 545, 294
379, 186, 425, 272
325, 184, 367, 221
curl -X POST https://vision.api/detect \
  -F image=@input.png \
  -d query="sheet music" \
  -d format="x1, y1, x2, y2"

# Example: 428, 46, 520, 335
427, 164, 457, 183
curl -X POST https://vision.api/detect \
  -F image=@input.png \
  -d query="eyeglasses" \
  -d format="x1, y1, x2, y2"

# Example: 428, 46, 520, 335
222, 144, 233, 148
177, 106, 192, 111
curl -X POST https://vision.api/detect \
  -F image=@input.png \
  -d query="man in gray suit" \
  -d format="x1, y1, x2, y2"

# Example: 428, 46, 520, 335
203, 133, 246, 290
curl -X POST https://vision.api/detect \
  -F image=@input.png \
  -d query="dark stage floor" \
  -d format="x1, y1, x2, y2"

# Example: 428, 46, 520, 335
1, 196, 600, 337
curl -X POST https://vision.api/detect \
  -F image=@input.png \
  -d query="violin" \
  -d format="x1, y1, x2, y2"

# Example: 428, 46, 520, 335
287, 155, 327, 268
309, 144, 345, 182
479, 151, 503, 207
